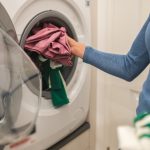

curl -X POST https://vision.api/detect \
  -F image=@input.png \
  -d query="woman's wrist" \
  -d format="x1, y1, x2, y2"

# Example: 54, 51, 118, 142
72, 42, 85, 58
77, 43, 85, 58
67, 36, 86, 58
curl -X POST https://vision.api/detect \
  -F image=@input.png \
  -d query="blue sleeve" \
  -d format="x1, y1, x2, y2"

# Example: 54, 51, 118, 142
83, 16, 150, 81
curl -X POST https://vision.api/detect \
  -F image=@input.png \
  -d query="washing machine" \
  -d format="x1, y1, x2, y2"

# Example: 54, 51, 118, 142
0, 0, 91, 149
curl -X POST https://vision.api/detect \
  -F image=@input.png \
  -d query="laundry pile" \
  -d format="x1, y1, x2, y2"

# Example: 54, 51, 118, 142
118, 113, 150, 150
40, 59, 69, 107
134, 112, 150, 149
25, 23, 72, 66
24, 23, 71, 107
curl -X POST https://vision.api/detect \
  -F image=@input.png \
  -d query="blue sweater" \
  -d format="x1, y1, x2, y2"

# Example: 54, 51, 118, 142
83, 15, 150, 114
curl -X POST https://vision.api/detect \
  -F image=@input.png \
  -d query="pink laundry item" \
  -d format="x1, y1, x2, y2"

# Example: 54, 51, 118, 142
24, 24, 72, 66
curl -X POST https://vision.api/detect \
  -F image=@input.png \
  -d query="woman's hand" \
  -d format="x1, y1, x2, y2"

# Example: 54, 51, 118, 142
67, 37, 85, 58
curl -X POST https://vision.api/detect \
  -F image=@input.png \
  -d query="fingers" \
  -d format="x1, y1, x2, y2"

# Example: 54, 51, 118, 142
67, 36, 85, 58
67, 36, 77, 46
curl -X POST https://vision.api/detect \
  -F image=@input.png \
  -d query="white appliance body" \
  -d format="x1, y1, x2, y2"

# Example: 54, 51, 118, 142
1, 0, 91, 149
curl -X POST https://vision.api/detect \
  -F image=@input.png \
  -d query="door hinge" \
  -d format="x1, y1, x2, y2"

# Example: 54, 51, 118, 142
107, 147, 122, 150
85, 0, 90, 6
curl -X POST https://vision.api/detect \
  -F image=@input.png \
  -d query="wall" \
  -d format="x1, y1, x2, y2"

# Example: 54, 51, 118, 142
95, 0, 150, 150
88, 0, 98, 150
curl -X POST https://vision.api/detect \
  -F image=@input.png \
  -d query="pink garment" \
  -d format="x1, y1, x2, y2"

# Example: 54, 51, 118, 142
24, 24, 72, 66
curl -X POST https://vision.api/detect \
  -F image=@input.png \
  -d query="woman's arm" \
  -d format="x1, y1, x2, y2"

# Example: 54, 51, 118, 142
68, 15, 150, 81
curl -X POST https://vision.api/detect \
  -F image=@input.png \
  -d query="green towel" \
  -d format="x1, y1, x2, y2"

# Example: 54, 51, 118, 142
134, 112, 150, 124
139, 134, 150, 139
41, 59, 69, 107
133, 113, 150, 139
142, 123, 150, 128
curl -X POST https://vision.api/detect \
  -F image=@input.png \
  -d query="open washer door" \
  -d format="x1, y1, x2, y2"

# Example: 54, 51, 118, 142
0, 3, 41, 145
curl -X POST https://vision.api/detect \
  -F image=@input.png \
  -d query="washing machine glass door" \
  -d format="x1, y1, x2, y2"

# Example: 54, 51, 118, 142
0, 3, 41, 145
0, 3, 18, 42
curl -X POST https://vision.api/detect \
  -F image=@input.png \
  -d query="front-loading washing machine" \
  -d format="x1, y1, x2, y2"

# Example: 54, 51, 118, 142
1, 0, 91, 149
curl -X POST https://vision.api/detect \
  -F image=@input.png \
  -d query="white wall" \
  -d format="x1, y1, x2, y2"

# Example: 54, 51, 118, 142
95, 0, 150, 150
88, 0, 98, 150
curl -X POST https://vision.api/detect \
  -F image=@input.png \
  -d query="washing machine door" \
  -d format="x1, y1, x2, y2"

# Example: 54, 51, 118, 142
0, 3, 41, 145
0, 3, 18, 42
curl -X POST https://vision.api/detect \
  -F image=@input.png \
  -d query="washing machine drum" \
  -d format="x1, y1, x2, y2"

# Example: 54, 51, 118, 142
0, 3, 41, 145
20, 10, 78, 99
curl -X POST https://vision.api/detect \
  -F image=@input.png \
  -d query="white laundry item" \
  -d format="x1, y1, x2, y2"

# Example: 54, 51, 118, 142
50, 60, 62, 69
140, 138, 150, 150
135, 115, 150, 129
117, 126, 143, 150
38, 55, 47, 62
136, 127, 150, 138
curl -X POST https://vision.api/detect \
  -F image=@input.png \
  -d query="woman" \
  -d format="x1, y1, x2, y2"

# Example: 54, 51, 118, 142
68, 15, 150, 114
